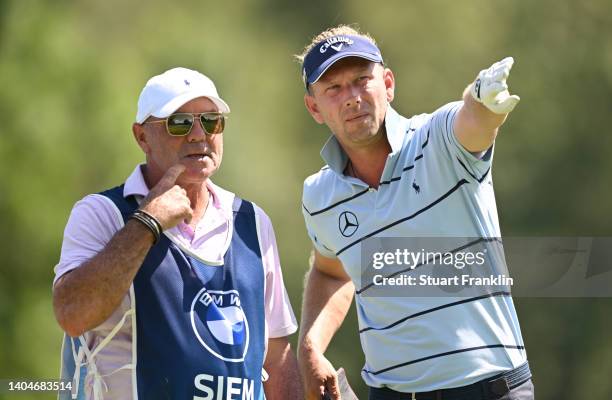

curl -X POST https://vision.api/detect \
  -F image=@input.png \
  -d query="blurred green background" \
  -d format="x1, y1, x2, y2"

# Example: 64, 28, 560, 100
1, 0, 611, 398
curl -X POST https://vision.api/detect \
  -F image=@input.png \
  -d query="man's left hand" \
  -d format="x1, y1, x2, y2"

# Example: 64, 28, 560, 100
470, 57, 520, 114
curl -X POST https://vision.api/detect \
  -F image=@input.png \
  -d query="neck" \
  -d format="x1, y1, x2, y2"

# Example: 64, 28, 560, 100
182, 182, 210, 227
344, 138, 391, 189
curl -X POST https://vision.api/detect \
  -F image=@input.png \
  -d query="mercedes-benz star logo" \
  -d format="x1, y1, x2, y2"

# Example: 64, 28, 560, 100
338, 211, 359, 237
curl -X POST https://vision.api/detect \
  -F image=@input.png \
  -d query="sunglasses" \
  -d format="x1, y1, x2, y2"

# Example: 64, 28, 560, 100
145, 112, 227, 136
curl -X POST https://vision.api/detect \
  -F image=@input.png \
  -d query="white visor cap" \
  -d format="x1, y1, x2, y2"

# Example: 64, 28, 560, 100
135, 67, 230, 124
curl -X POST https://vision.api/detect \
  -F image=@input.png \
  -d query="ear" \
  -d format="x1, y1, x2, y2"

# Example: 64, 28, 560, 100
383, 68, 395, 103
304, 92, 325, 124
132, 123, 151, 154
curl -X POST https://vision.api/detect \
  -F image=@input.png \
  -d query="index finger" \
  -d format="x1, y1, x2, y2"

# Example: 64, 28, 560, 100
159, 164, 186, 187
492, 57, 514, 78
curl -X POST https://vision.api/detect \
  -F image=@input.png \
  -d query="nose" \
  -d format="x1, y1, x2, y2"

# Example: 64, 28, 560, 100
186, 117, 207, 142
344, 84, 362, 108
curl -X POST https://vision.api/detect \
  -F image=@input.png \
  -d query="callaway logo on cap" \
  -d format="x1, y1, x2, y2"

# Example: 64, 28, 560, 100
302, 35, 383, 88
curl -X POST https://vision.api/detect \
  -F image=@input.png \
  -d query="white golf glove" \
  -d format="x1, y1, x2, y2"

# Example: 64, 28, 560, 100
470, 57, 520, 114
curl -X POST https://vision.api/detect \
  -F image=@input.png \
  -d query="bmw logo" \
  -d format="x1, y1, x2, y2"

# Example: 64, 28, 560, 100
190, 289, 249, 362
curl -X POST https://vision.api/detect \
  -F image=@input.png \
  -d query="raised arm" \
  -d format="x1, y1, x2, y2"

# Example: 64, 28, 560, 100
53, 164, 192, 337
298, 249, 354, 400
454, 57, 520, 153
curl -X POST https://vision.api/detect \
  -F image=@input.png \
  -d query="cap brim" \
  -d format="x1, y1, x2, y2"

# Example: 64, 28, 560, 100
308, 52, 383, 86
148, 92, 230, 122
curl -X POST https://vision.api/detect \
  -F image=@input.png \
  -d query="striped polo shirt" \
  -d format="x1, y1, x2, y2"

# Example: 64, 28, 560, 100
301, 102, 527, 392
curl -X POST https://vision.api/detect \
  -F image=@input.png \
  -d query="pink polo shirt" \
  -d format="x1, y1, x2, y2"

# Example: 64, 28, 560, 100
54, 165, 297, 398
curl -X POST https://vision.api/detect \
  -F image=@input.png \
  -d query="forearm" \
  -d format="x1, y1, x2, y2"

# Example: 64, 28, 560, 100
263, 338, 303, 400
463, 85, 509, 129
298, 267, 354, 357
53, 219, 155, 336
454, 57, 520, 152
454, 87, 508, 152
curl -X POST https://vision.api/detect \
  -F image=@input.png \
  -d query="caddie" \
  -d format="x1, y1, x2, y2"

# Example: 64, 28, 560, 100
53, 67, 301, 399
296, 25, 534, 400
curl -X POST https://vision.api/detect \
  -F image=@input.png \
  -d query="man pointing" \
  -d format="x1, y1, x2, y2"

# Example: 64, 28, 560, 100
296, 25, 534, 400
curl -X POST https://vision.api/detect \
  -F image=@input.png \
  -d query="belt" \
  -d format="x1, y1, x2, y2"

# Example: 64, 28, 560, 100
369, 362, 532, 400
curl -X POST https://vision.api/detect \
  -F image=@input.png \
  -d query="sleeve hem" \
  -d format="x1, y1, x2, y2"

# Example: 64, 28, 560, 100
52, 263, 82, 287
268, 324, 299, 338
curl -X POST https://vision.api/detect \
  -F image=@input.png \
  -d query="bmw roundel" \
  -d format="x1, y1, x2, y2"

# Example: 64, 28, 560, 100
190, 289, 249, 362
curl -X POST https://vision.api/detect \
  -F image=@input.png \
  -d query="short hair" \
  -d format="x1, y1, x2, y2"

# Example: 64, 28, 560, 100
294, 24, 378, 66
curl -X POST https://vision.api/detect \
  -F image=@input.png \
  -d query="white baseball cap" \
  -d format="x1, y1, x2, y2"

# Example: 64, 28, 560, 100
135, 67, 230, 124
